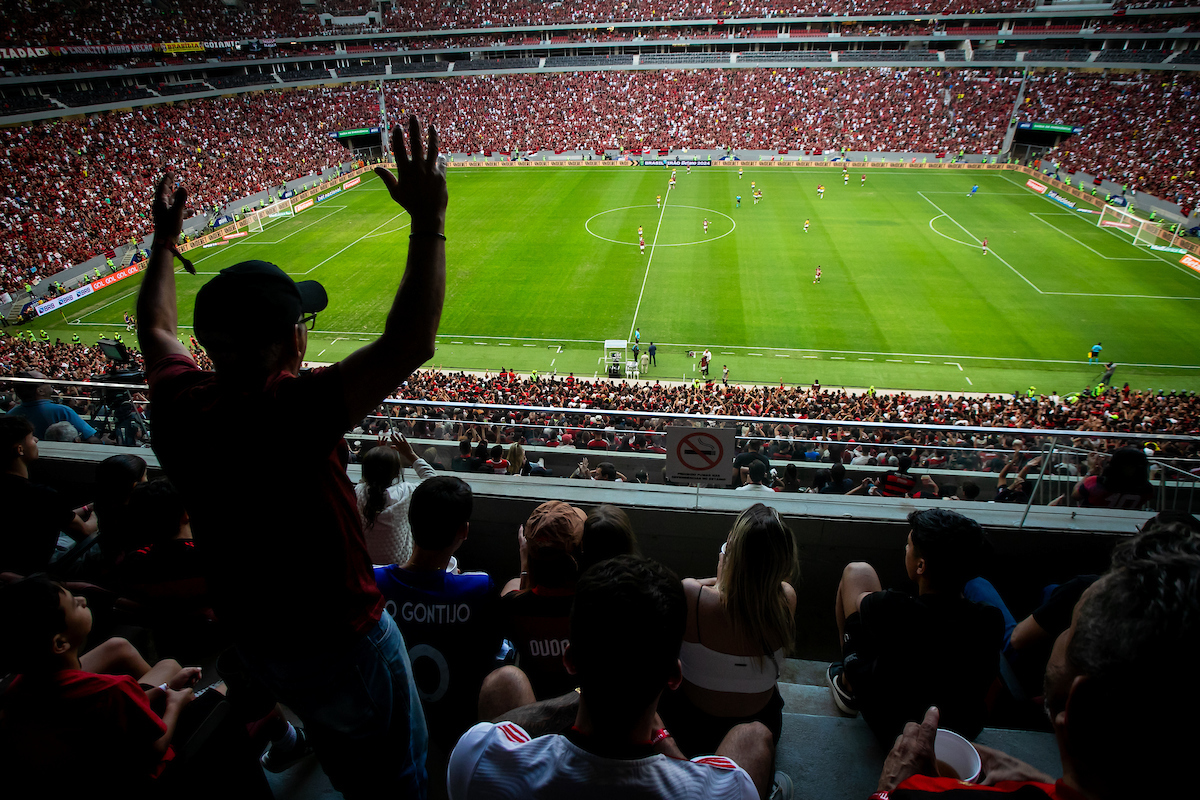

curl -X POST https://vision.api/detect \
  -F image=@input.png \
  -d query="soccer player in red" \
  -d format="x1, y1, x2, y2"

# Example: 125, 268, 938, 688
982, 238, 988, 255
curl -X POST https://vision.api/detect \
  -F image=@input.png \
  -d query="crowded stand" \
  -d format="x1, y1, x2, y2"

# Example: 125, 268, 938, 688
4, 334, 1198, 482
0, 69, 1018, 293
3, 0, 1196, 44
1018, 71, 1200, 206
0, 121, 1196, 800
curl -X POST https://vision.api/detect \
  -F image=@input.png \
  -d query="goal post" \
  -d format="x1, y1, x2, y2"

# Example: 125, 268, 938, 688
245, 197, 294, 233
1097, 204, 1181, 249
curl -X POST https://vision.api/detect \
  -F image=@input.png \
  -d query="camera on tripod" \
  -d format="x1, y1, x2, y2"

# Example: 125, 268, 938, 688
91, 339, 149, 446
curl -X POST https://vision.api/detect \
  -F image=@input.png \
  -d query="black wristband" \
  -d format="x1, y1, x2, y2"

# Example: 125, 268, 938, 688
409, 231, 446, 241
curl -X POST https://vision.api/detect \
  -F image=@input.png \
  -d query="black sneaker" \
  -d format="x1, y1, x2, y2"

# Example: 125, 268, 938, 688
827, 662, 860, 716
261, 726, 314, 774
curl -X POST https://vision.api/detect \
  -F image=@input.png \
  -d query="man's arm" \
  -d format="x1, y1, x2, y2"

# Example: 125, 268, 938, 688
340, 117, 448, 424
136, 174, 192, 366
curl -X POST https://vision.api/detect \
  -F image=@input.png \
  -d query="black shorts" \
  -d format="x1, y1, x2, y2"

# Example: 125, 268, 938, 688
657, 684, 784, 759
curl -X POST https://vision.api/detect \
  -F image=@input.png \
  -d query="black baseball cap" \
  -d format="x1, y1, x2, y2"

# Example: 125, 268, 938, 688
193, 260, 327, 347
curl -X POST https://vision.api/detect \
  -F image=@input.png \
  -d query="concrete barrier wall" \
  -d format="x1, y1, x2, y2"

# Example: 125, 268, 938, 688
37, 442, 1144, 661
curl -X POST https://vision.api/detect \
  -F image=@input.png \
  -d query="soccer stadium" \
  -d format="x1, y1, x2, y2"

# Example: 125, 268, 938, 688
1, 2, 1198, 798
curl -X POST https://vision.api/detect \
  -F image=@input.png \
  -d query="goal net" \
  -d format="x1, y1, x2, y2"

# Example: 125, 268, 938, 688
245, 198, 294, 233
1097, 204, 1178, 249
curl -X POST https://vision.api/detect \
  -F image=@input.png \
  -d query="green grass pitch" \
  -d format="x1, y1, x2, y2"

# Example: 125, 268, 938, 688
47, 166, 1200, 394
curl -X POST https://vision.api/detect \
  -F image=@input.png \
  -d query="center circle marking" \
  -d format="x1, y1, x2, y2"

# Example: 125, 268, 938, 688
584, 204, 737, 247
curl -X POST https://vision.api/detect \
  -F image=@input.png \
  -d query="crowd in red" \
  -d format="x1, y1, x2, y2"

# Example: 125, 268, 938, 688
6, 0, 1192, 45
2, 337, 1196, 468
1018, 71, 1200, 207
2, 0, 321, 47
0, 88, 363, 293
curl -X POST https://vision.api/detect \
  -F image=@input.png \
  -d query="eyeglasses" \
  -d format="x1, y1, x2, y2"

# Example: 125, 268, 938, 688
298, 312, 318, 331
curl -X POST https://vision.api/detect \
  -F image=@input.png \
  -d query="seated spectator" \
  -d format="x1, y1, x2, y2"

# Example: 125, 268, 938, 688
451, 438, 482, 472
450, 556, 783, 800
579, 503, 639, 573
93, 453, 149, 563
422, 446, 447, 471
1071, 446, 1154, 510
878, 455, 918, 497
734, 439, 771, 485
820, 463, 855, 495
505, 442, 524, 475
114, 479, 207, 608
660, 503, 798, 758
6, 370, 99, 442
43, 421, 80, 442
0, 416, 96, 576
995, 453, 1041, 504
736, 460, 776, 493
357, 432, 435, 566
374, 476, 501, 750
484, 444, 509, 474
828, 508, 1002, 743
499, 500, 586, 699
0, 576, 203, 794
874, 528, 1199, 798
778, 463, 803, 493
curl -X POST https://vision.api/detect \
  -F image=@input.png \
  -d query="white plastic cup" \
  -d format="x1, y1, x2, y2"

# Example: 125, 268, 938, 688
446, 556, 459, 574
933, 728, 981, 783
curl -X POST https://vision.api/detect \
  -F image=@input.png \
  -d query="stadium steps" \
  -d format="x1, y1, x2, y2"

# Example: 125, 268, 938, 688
5, 292, 32, 323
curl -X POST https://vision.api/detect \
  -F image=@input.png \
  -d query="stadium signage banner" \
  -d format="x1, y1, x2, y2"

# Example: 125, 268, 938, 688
53, 44, 154, 55
0, 47, 50, 59
1047, 190, 1077, 210
90, 264, 141, 291
162, 42, 204, 54
642, 159, 712, 166
1182, 254, 1200, 274
35, 286, 93, 316
294, 198, 315, 213
203, 41, 240, 49
1025, 179, 1048, 194
343, 177, 361, 189
1017, 122, 1084, 134
1150, 245, 1187, 254
34, 264, 143, 316
328, 127, 381, 139
317, 188, 342, 203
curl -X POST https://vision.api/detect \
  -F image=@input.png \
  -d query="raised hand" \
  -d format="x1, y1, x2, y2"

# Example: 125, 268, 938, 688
151, 173, 195, 274
374, 116, 448, 235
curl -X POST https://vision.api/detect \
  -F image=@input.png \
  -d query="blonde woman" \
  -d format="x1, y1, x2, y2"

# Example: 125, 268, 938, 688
659, 502, 799, 757
506, 442, 524, 476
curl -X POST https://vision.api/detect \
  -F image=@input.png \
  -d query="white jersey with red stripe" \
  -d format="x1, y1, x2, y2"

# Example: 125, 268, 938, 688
448, 721, 758, 799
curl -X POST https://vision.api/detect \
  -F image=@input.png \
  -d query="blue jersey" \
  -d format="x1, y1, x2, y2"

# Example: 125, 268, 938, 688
970, 186, 978, 194
375, 565, 501, 747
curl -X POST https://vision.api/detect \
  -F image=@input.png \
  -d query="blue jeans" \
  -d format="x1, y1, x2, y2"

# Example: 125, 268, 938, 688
963, 577, 1018, 656
239, 611, 428, 799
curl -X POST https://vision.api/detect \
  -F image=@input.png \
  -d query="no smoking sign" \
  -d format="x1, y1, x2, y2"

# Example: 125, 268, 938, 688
664, 426, 735, 486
